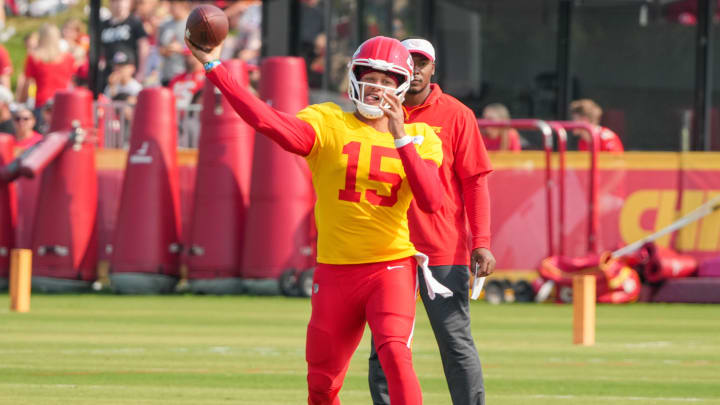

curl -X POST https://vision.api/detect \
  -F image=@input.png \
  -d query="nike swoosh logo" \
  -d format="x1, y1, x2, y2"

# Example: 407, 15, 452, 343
387, 265, 404, 270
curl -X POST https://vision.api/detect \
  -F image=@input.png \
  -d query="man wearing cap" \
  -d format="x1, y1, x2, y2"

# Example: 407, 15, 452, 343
105, 49, 143, 102
368, 37, 495, 405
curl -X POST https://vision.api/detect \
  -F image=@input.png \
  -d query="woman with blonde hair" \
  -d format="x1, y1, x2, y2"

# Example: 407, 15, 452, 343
481, 103, 522, 151
569, 99, 624, 153
19, 23, 76, 123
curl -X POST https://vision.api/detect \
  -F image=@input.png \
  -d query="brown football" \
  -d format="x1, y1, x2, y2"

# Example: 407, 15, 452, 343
185, 4, 229, 52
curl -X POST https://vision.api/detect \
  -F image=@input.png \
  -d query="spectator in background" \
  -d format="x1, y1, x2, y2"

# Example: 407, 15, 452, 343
19, 24, 76, 125
393, 18, 407, 39
298, 0, 324, 86
0, 85, 14, 134
38, 98, 53, 134
307, 32, 326, 88
157, 1, 191, 86
12, 105, 42, 148
104, 48, 143, 103
481, 103, 522, 151
168, 49, 204, 108
140, 5, 171, 86
100, 0, 149, 90
61, 18, 90, 86
570, 99, 624, 153
221, 0, 262, 73
0, 0, 14, 43
61, 18, 89, 65
0, 43, 11, 89
14, 31, 39, 102
132, 0, 163, 38
169, 48, 204, 147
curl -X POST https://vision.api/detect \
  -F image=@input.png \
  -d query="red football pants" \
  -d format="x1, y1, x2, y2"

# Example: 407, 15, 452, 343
306, 257, 422, 405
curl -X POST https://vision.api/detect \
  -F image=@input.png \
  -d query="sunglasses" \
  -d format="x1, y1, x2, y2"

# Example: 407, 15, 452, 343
14, 116, 33, 122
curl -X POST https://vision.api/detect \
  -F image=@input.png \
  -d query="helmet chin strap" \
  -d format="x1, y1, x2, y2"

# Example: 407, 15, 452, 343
356, 102, 384, 119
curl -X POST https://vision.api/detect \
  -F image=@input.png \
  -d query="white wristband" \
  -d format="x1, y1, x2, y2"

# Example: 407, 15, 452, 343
394, 135, 413, 148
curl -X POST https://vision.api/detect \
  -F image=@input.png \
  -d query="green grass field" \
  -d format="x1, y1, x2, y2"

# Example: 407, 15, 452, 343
0, 294, 718, 404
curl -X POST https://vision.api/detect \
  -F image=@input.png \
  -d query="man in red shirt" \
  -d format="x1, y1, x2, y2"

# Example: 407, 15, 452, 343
167, 49, 205, 108
570, 99, 624, 153
368, 38, 495, 405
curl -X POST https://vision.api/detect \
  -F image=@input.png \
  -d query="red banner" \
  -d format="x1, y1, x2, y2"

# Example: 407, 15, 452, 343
14, 150, 720, 272
490, 152, 720, 270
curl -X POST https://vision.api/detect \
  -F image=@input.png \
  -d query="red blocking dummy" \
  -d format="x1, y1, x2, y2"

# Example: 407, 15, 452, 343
0, 134, 16, 282
111, 87, 182, 277
49, 88, 93, 133
48, 88, 103, 148
18, 132, 70, 178
31, 137, 98, 281
186, 59, 254, 279
242, 57, 315, 279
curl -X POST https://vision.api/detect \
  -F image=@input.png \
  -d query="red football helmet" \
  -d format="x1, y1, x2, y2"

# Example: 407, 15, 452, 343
348, 36, 414, 119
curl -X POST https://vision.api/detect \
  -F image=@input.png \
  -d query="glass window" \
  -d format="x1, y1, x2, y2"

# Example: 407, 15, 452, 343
471, 0, 559, 149
572, 1, 696, 151
361, 0, 393, 38
297, 0, 328, 90
434, 1, 483, 99
324, 0, 357, 94
392, 0, 414, 39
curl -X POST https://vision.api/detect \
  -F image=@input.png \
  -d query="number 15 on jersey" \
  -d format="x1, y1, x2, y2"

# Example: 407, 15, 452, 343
338, 141, 403, 207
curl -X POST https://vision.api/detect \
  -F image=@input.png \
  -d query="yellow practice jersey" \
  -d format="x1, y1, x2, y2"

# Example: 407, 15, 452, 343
297, 102, 443, 264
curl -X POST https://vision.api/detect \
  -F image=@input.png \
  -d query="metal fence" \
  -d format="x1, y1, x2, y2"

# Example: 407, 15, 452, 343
95, 90, 353, 150
96, 101, 203, 149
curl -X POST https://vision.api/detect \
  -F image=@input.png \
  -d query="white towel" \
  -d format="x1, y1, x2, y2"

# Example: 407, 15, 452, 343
470, 276, 486, 300
414, 252, 453, 300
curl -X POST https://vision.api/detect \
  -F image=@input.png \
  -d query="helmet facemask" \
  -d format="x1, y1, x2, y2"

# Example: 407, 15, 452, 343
348, 62, 411, 120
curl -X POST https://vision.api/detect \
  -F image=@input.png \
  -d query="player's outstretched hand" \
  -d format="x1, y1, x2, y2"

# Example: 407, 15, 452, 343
471, 247, 496, 277
380, 91, 406, 140
185, 37, 223, 65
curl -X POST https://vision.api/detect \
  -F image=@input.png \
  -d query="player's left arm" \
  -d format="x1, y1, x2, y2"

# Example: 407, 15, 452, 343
381, 92, 442, 213
454, 108, 496, 276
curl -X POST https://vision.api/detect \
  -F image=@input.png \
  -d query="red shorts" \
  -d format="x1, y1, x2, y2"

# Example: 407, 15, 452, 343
305, 257, 418, 402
